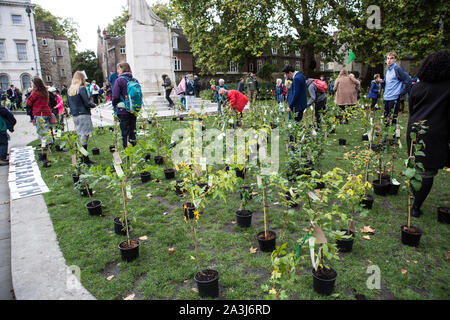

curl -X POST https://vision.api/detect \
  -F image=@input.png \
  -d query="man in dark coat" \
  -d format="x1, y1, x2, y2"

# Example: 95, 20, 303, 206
7, 85, 22, 111
406, 50, 450, 218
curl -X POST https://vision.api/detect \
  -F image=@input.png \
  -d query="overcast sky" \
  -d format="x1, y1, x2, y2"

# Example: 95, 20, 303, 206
32, 0, 161, 52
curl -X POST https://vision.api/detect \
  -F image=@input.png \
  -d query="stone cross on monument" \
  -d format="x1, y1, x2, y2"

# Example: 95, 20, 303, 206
126, 0, 176, 102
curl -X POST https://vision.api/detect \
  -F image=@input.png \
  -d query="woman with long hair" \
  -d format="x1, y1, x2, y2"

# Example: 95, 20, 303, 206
334, 69, 360, 122
406, 50, 450, 217
26, 76, 53, 146
67, 71, 97, 164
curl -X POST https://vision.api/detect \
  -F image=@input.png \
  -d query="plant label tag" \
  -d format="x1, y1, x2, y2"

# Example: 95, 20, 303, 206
113, 152, 122, 165
126, 185, 132, 199
114, 164, 124, 178
314, 225, 328, 244
396, 128, 401, 138
79, 146, 88, 156
257, 175, 262, 187
41, 139, 47, 148
307, 191, 320, 201
72, 154, 77, 165
56, 130, 62, 138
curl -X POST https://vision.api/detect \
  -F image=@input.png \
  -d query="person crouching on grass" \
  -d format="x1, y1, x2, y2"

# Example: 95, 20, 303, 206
218, 88, 248, 122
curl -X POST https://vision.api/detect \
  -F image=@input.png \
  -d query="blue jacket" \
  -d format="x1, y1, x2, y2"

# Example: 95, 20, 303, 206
288, 72, 307, 112
186, 80, 195, 96
368, 80, 381, 99
383, 63, 411, 101
215, 85, 228, 102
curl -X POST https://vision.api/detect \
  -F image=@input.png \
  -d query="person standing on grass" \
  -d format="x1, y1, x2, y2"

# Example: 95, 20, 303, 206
383, 51, 411, 126
112, 62, 138, 149
90, 80, 100, 105
194, 75, 201, 98
185, 74, 196, 112
245, 73, 258, 108
26, 76, 54, 146
214, 79, 228, 116
282, 65, 307, 142
237, 77, 245, 93
306, 78, 327, 128
334, 69, 359, 123
368, 74, 383, 111
67, 71, 97, 165
406, 50, 450, 218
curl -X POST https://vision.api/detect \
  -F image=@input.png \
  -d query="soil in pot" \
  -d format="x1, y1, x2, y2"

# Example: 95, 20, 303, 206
312, 266, 337, 296
164, 168, 176, 180
378, 174, 391, 183
361, 195, 374, 210
373, 179, 390, 196
257, 231, 277, 252
401, 225, 423, 247
92, 147, 100, 155
118, 240, 140, 262
140, 171, 151, 183
235, 210, 253, 228
114, 217, 130, 235
184, 203, 196, 220
437, 207, 450, 224
336, 230, 355, 253
86, 200, 102, 216
194, 269, 219, 298
339, 139, 347, 146
154, 156, 164, 165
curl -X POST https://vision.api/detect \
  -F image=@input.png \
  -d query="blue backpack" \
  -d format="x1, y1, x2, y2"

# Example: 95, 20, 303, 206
120, 76, 143, 113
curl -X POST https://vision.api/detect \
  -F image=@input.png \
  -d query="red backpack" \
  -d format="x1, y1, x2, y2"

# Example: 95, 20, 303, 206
313, 79, 328, 93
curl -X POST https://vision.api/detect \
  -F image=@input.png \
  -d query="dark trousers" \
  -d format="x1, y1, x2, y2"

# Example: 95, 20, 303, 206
118, 113, 137, 149
314, 100, 326, 127
0, 132, 8, 160
384, 99, 400, 126
370, 98, 378, 111
412, 168, 437, 210
165, 89, 174, 107
92, 94, 99, 105
288, 107, 304, 142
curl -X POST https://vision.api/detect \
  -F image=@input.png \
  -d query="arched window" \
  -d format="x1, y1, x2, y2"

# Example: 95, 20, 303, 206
21, 74, 32, 91
0, 74, 9, 91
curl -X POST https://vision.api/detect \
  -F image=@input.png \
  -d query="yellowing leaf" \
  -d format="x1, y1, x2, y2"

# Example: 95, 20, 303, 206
124, 293, 135, 300
54, 174, 64, 178
106, 275, 115, 281
362, 235, 371, 240
190, 256, 196, 260
249, 247, 258, 254
139, 236, 148, 241
401, 269, 408, 275
168, 247, 176, 255
361, 226, 375, 234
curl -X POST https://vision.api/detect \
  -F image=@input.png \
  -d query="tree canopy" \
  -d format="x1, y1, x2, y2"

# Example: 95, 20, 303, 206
72, 50, 103, 84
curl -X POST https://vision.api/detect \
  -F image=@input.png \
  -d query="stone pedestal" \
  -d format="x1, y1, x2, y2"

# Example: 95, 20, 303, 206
126, 19, 176, 104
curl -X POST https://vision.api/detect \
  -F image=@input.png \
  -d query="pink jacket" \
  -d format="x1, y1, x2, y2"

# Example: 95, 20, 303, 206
56, 95, 64, 114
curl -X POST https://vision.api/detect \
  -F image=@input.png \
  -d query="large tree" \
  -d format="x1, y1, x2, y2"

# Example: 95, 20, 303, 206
33, 5, 80, 65
72, 50, 102, 84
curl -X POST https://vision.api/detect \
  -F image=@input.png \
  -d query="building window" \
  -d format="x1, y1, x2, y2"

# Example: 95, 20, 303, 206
295, 60, 301, 70
229, 61, 238, 73
0, 74, 9, 91
12, 15, 22, 25
271, 47, 278, 55
120, 46, 126, 55
16, 42, 28, 61
173, 56, 181, 71
283, 47, 288, 55
0, 41, 6, 60
172, 36, 178, 50
45, 75, 52, 83
51, 56, 56, 63
295, 50, 301, 57
57, 47, 62, 56
249, 63, 254, 72
320, 62, 325, 72
272, 59, 277, 66
42, 39, 48, 46
257, 60, 262, 71
61, 69, 66, 77
21, 74, 31, 90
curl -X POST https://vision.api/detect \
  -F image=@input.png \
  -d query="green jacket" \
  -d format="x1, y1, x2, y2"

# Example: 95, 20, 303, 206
0, 115, 6, 133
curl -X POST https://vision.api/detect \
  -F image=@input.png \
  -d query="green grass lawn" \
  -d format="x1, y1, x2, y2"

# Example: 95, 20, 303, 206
31, 105, 450, 300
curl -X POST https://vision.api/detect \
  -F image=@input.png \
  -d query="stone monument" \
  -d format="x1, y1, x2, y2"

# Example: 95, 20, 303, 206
126, 0, 176, 103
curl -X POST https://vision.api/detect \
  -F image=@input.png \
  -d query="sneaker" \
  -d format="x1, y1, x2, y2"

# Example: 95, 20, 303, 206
0, 159, 9, 166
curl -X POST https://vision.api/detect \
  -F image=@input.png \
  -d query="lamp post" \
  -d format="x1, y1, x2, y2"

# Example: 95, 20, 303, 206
26, 6, 39, 77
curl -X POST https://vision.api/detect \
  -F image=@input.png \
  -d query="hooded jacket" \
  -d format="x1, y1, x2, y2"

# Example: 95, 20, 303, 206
112, 72, 135, 115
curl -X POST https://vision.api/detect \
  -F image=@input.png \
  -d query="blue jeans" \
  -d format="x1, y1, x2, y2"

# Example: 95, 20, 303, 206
0, 132, 8, 160
383, 99, 400, 125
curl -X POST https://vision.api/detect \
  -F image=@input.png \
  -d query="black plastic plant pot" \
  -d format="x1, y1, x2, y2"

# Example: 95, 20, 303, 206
330, 129, 336, 134
194, 269, 219, 298
401, 225, 423, 247
235, 210, 253, 228
184, 203, 196, 220
175, 180, 184, 196
109, 145, 115, 153
118, 240, 140, 262
311, 267, 338, 296
164, 169, 176, 180
114, 217, 130, 235
154, 156, 164, 165
42, 160, 51, 168
38, 153, 47, 161
72, 173, 80, 184
315, 182, 326, 190
140, 171, 151, 183
80, 187, 93, 197
339, 138, 347, 146
92, 147, 100, 156
109, 127, 114, 132
172, 117, 177, 121
86, 200, 102, 216
235, 168, 246, 179
370, 144, 384, 152
55, 145, 64, 152
372, 180, 390, 196
437, 207, 450, 224
145, 154, 151, 162
179, 116, 184, 121
361, 195, 374, 210
336, 230, 355, 253
362, 134, 369, 141
257, 231, 277, 252
388, 182, 400, 195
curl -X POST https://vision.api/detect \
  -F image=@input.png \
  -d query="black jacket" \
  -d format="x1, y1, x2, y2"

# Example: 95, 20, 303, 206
407, 80, 450, 169
68, 86, 96, 116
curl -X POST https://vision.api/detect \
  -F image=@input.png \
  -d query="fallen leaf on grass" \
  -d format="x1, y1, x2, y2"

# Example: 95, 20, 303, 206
361, 226, 375, 234
413, 260, 418, 264
162, 212, 168, 216
139, 236, 148, 241
54, 174, 64, 178
303, 228, 309, 233
190, 256, 195, 260
445, 168, 450, 172
168, 247, 176, 255
401, 269, 408, 275
446, 251, 450, 260
231, 221, 236, 224
192, 288, 198, 293
249, 247, 258, 254
124, 293, 135, 300
146, 193, 152, 198
362, 235, 371, 240
106, 275, 115, 281
367, 260, 372, 263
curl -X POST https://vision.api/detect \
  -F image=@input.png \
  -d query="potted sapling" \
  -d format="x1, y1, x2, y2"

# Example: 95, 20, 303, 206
235, 185, 253, 228
401, 121, 427, 247
255, 173, 278, 253
78, 165, 104, 216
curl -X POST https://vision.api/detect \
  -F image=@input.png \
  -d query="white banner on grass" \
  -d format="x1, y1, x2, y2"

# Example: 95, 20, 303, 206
8, 146, 50, 200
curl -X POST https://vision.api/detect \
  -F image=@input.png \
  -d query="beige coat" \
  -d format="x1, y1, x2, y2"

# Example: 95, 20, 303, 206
334, 76, 359, 106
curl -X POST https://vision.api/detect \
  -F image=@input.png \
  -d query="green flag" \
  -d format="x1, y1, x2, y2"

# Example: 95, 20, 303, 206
348, 49, 356, 64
